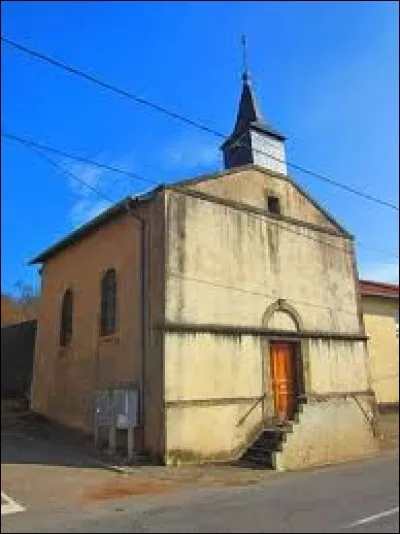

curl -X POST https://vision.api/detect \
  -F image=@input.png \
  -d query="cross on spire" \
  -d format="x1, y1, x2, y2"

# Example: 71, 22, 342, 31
241, 34, 249, 83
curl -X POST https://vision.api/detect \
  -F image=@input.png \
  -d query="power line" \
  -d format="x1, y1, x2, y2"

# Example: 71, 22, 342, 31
1, 131, 158, 188
0, 36, 221, 138
14, 135, 363, 316
3, 130, 399, 260
354, 241, 400, 260
175, 186, 398, 259
20, 141, 117, 205
167, 271, 358, 316
174, 188, 354, 255
3, 131, 352, 256
11, 134, 399, 315
1, 34, 398, 212
31, 156, 368, 316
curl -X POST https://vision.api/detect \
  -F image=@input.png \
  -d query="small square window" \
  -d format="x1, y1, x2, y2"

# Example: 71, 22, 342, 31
267, 195, 281, 215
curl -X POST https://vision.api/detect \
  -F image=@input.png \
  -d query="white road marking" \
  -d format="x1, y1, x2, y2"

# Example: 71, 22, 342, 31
1, 491, 26, 516
344, 506, 399, 528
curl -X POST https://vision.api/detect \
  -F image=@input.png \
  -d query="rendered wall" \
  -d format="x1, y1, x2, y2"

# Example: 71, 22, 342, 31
362, 296, 399, 405
163, 168, 374, 465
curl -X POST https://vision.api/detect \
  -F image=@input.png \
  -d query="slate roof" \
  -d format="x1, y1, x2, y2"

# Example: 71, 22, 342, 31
221, 78, 285, 149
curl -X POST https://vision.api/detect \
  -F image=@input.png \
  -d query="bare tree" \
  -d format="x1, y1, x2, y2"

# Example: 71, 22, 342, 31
1, 282, 40, 326
13, 281, 40, 321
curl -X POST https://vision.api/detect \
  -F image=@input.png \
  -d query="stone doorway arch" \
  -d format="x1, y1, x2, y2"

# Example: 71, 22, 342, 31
262, 299, 303, 332
261, 300, 309, 422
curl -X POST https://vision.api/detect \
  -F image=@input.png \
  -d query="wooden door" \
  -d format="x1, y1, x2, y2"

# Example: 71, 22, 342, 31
270, 342, 296, 420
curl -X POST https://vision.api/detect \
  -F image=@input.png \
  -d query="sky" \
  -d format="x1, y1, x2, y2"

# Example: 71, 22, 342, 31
1, 0, 399, 295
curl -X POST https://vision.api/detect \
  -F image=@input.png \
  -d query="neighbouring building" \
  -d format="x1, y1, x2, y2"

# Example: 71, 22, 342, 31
360, 280, 399, 411
1, 319, 37, 406
31, 70, 378, 470
1, 291, 39, 411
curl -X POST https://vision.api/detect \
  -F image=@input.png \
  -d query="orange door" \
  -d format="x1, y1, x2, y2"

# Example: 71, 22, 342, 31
270, 342, 296, 420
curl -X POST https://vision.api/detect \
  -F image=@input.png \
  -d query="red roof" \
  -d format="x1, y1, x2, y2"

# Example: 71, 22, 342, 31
359, 279, 399, 299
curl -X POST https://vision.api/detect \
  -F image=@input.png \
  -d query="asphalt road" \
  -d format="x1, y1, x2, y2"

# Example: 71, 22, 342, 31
2, 449, 398, 533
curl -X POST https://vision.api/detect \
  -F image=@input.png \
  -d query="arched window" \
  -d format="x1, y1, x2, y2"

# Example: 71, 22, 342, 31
100, 268, 117, 336
60, 289, 73, 347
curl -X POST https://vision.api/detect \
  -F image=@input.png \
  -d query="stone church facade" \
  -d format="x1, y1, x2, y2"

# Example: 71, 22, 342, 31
31, 71, 378, 470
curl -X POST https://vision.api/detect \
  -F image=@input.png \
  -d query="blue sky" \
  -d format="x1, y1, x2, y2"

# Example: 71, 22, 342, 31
1, 1, 399, 295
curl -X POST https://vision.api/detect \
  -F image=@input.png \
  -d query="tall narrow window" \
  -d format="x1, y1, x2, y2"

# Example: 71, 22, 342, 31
60, 289, 73, 347
267, 195, 281, 215
101, 268, 117, 336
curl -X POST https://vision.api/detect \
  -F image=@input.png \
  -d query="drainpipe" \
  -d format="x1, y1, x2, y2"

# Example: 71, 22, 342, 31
94, 198, 147, 448
125, 199, 147, 441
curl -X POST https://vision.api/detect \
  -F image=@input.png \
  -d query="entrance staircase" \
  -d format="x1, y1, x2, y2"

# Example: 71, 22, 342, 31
240, 423, 292, 468
239, 402, 305, 469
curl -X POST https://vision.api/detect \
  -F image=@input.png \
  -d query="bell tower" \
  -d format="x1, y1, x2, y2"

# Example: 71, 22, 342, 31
221, 36, 287, 175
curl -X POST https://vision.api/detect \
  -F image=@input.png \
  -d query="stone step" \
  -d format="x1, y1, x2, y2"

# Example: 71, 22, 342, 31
246, 445, 283, 459
244, 455, 273, 467
247, 441, 283, 453
261, 427, 292, 437
240, 417, 301, 469
245, 456, 272, 465
254, 434, 284, 443
257, 435, 288, 447
263, 424, 293, 432
258, 434, 287, 445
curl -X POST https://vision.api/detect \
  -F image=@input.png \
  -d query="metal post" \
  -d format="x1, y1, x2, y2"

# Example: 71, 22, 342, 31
94, 406, 99, 448
108, 424, 116, 456
108, 391, 116, 456
127, 425, 134, 463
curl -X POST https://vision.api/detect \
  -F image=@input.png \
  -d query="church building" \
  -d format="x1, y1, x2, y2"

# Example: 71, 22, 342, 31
31, 67, 377, 470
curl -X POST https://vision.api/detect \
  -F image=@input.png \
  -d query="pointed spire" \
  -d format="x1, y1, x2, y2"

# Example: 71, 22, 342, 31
233, 76, 263, 135
220, 36, 286, 172
232, 36, 263, 136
